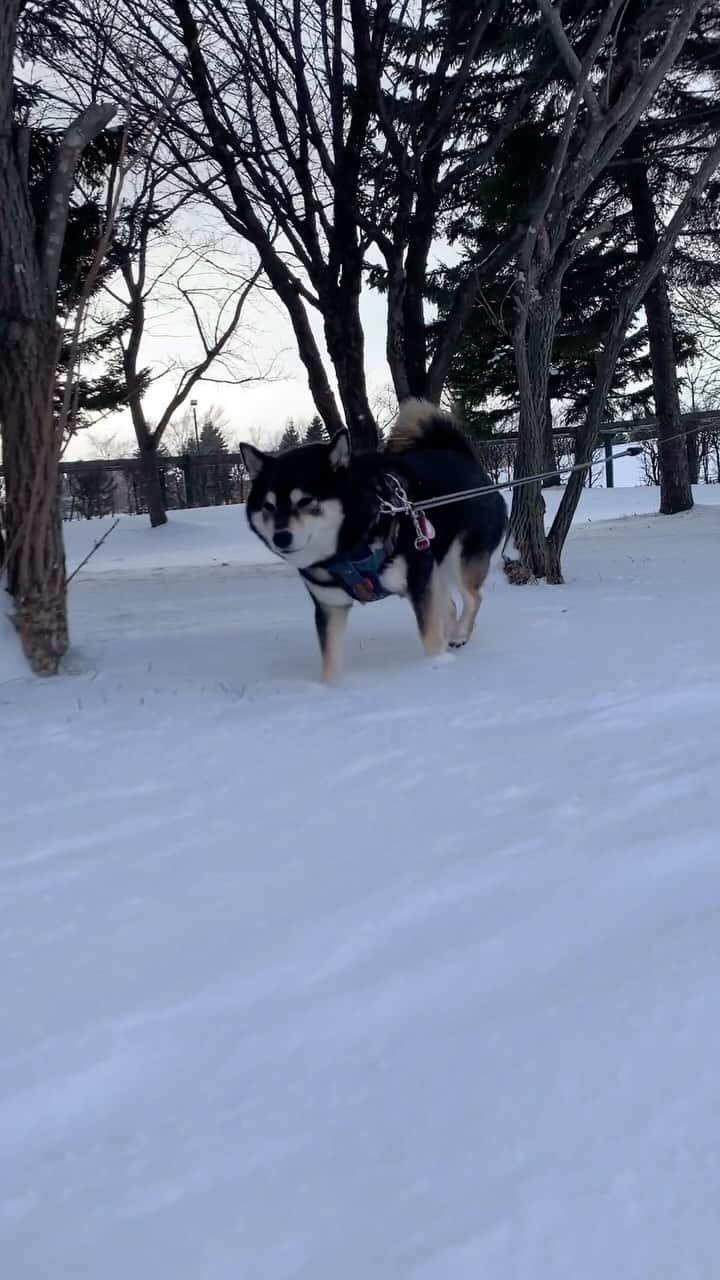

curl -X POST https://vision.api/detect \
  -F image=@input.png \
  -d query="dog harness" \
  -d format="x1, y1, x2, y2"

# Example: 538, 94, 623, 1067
301, 543, 392, 604
299, 478, 436, 605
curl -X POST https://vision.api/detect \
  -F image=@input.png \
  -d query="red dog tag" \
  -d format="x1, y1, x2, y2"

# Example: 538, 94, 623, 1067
414, 511, 435, 551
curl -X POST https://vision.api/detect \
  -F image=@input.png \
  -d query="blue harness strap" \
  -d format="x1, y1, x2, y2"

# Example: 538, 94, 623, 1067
302, 543, 391, 604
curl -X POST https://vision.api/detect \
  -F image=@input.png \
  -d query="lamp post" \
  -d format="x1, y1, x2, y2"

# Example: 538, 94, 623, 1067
190, 399, 200, 453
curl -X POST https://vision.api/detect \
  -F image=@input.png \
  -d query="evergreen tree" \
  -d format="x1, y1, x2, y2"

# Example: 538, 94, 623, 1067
198, 418, 233, 505
435, 3, 720, 510
278, 420, 302, 451
616, 14, 720, 496
66, 468, 117, 521
198, 420, 229, 453
23, 113, 134, 439
304, 415, 328, 443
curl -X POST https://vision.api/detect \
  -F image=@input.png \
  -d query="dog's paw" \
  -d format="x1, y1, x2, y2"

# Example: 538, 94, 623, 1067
428, 650, 454, 667
448, 638, 468, 649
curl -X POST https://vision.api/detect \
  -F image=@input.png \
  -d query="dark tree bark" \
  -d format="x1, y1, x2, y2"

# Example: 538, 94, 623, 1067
168, 0, 374, 448
120, 257, 168, 529
510, 284, 561, 582
548, 132, 720, 564
624, 139, 692, 514
322, 299, 376, 449
0, 1, 114, 671
502, 0, 709, 584
686, 432, 700, 486
542, 395, 561, 487
138, 445, 166, 527
0, 319, 68, 670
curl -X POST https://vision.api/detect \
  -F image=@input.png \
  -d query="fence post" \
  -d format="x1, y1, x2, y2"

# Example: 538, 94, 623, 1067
604, 435, 615, 488
181, 453, 195, 507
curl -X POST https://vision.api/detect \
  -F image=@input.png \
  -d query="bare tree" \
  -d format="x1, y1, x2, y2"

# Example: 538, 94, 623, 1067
0, 0, 115, 672
675, 286, 720, 379
83, 428, 135, 458
102, 166, 272, 524
57, 1, 561, 445
74, 0, 378, 444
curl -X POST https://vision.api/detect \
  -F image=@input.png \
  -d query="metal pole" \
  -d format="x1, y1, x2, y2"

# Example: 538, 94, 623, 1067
191, 399, 200, 453
604, 435, 615, 488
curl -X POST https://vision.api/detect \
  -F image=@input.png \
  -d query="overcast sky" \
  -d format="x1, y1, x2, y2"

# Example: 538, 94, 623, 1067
67, 227, 396, 460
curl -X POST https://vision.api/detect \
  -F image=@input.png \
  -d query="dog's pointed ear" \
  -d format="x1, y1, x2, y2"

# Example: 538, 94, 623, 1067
328, 428, 351, 470
239, 442, 267, 481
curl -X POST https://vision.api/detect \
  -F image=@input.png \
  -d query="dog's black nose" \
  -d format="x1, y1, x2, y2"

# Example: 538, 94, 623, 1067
273, 529, 293, 550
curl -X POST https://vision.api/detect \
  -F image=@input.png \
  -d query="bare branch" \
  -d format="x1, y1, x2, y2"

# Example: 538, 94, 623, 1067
152, 260, 266, 442
41, 101, 117, 296
535, 0, 602, 121
67, 518, 120, 583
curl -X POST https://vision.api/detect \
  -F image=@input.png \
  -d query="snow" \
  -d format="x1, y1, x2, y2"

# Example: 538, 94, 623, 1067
2, 487, 720, 1279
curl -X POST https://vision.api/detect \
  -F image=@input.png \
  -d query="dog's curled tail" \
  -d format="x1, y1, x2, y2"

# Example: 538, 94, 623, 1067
385, 397, 475, 459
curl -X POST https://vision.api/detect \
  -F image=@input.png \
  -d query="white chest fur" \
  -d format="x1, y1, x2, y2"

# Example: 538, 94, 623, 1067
379, 554, 408, 597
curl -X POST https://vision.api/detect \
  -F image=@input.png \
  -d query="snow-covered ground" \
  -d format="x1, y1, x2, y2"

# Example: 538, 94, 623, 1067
2, 488, 720, 1279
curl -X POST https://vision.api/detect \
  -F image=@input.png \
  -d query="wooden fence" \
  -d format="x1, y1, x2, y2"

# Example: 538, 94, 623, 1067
1, 411, 718, 522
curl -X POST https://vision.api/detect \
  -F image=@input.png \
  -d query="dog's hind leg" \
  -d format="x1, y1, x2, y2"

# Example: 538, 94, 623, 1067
450, 550, 490, 648
313, 599, 352, 683
446, 596, 459, 641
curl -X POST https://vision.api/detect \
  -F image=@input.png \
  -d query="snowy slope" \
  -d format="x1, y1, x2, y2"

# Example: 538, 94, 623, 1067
2, 490, 720, 1279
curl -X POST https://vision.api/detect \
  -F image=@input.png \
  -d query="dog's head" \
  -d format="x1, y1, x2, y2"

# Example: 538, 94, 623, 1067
240, 430, 351, 569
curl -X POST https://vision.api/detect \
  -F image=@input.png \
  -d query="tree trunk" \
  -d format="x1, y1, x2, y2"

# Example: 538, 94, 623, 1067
0, 322, 69, 674
0, 105, 69, 674
549, 134, 720, 567
323, 298, 378, 450
386, 252, 411, 403
686, 431, 700, 486
403, 205, 435, 397
139, 442, 167, 528
625, 146, 692, 515
122, 340, 168, 527
541, 394, 561, 487
509, 282, 561, 582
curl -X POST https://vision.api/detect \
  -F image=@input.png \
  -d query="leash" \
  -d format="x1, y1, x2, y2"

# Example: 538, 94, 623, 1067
378, 444, 645, 522
378, 418, 708, 530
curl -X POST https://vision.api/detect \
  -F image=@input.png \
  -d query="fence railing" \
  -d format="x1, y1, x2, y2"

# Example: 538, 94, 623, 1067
1, 411, 718, 522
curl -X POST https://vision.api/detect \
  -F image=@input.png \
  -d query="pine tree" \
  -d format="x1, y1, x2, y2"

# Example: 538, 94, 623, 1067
278, 420, 302, 451
435, 4, 720, 519
66, 469, 116, 520
198, 418, 233, 505
616, 16, 720, 503
23, 114, 133, 439
304, 415, 328, 443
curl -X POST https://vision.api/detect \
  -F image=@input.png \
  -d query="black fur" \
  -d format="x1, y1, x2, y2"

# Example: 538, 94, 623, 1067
241, 410, 507, 679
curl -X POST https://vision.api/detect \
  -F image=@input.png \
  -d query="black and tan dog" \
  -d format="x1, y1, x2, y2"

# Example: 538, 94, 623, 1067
240, 399, 507, 682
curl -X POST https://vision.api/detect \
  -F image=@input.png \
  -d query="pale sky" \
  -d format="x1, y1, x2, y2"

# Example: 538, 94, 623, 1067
67, 227, 397, 460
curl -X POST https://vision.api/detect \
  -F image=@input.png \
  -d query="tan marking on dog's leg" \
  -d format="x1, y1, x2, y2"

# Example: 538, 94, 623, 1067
441, 538, 464, 646
315, 602, 351, 684
451, 552, 490, 648
413, 566, 448, 658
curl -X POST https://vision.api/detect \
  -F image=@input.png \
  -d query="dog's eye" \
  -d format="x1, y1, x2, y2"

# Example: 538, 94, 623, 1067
296, 496, 315, 510
262, 500, 276, 515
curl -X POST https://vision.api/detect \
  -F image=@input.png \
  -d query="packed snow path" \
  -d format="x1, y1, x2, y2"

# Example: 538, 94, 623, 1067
2, 492, 720, 1278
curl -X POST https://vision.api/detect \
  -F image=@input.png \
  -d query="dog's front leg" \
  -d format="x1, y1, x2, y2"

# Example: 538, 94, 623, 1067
313, 599, 352, 684
409, 563, 448, 659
